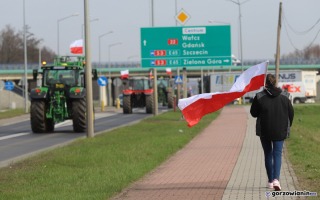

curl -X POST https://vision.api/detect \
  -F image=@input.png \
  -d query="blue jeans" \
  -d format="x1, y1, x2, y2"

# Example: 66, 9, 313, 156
260, 137, 284, 183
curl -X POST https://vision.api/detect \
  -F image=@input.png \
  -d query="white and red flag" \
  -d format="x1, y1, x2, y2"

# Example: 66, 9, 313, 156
70, 39, 83, 54
120, 70, 129, 79
149, 69, 154, 79
166, 68, 172, 75
178, 61, 268, 127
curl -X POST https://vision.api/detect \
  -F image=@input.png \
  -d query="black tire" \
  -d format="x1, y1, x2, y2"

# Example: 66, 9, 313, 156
146, 94, 154, 114
72, 99, 86, 132
167, 89, 174, 108
30, 101, 48, 133
123, 95, 132, 114
294, 98, 301, 104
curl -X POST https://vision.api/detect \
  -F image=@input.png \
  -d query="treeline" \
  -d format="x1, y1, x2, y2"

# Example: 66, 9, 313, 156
0, 25, 56, 64
282, 44, 320, 59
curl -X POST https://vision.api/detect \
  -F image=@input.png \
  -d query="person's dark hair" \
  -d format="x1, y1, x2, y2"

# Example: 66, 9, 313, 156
266, 74, 276, 87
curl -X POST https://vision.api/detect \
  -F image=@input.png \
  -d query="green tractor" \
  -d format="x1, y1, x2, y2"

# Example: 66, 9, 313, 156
158, 78, 175, 108
30, 56, 96, 133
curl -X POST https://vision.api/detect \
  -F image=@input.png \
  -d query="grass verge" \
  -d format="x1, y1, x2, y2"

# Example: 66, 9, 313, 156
286, 104, 320, 199
0, 110, 219, 200
0, 109, 25, 120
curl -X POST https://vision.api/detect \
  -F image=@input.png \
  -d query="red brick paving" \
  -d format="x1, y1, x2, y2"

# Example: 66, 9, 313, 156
111, 106, 248, 200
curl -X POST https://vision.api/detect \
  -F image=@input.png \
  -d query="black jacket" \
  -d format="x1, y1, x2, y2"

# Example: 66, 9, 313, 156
250, 86, 294, 141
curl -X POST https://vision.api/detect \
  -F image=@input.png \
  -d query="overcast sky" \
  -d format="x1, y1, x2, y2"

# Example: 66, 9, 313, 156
1, 0, 320, 63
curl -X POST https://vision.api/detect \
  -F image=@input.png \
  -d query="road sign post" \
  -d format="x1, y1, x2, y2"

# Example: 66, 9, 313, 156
4, 81, 15, 91
141, 25, 231, 68
97, 76, 108, 111
174, 75, 183, 85
97, 76, 108, 86
0, 80, 4, 110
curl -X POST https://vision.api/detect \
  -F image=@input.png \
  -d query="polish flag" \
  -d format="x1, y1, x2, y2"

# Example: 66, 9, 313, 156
166, 68, 172, 75
178, 61, 268, 127
120, 70, 129, 79
149, 69, 154, 79
70, 39, 83, 54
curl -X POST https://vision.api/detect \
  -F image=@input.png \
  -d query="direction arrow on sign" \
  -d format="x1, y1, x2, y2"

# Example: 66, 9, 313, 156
97, 76, 108, 86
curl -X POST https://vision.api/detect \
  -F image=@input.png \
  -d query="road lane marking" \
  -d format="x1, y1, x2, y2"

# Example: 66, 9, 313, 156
0, 113, 120, 141
0, 132, 30, 141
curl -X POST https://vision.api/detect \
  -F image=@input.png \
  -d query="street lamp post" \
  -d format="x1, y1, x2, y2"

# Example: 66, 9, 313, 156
107, 42, 122, 106
98, 31, 113, 67
82, 18, 99, 40
226, 0, 251, 72
98, 31, 113, 111
23, 0, 28, 113
57, 13, 79, 56
227, 0, 250, 104
38, 47, 41, 70
84, 0, 95, 137
175, 0, 178, 26
150, 0, 154, 27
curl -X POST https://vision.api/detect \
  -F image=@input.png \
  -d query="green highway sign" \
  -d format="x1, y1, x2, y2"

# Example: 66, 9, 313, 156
140, 25, 231, 68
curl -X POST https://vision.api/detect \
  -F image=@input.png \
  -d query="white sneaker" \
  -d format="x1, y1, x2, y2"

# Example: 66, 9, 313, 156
267, 182, 273, 189
273, 179, 281, 191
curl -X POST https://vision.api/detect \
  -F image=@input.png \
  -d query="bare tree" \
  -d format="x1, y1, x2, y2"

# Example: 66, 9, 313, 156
303, 45, 320, 59
0, 25, 56, 64
282, 44, 320, 59
0, 25, 22, 63
41, 46, 56, 62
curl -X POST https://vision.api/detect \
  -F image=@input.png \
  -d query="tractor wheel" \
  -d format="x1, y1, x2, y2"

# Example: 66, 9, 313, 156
146, 94, 154, 114
72, 98, 86, 132
30, 100, 47, 133
167, 90, 174, 108
123, 95, 132, 114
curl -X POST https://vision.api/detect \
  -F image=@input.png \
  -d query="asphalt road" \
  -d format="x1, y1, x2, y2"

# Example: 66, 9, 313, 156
0, 107, 168, 168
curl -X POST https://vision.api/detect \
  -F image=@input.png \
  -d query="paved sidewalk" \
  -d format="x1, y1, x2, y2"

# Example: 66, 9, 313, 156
111, 106, 301, 200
